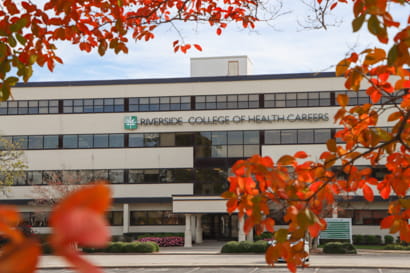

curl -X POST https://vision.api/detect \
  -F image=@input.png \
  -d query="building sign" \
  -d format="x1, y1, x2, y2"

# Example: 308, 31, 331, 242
126, 112, 329, 128
124, 116, 138, 130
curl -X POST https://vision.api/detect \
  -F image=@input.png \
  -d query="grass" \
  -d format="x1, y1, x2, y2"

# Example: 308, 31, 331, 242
353, 245, 387, 250
318, 244, 386, 250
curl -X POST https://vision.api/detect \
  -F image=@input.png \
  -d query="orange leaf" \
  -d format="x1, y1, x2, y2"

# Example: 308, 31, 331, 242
50, 182, 111, 221
51, 208, 110, 248
336, 94, 349, 106
387, 111, 402, 122
0, 239, 41, 273
294, 151, 308, 159
278, 155, 296, 166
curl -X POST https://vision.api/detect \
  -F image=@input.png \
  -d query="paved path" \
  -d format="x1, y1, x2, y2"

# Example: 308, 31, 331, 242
38, 241, 410, 269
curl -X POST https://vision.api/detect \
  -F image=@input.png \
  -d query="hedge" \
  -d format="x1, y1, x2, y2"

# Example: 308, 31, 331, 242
221, 240, 268, 253
82, 241, 159, 253
323, 242, 357, 254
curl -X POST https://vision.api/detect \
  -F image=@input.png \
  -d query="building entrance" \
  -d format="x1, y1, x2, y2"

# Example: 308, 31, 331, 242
202, 214, 238, 240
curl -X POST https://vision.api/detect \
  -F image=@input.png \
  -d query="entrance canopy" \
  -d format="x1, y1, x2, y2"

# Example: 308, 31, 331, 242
172, 195, 229, 214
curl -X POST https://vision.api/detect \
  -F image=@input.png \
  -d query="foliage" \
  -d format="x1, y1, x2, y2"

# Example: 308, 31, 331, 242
254, 231, 274, 241
0, 182, 111, 273
137, 236, 184, 247
0, 137, 26, 190
384, 235, 394, 244
221, 240, 268, 253
353, 234, 382, 245
323, 242, 357, 254
223, 0, 409, 272
136, 233, 184, 239
384, 244, 410, 250
0, 0, 273, 100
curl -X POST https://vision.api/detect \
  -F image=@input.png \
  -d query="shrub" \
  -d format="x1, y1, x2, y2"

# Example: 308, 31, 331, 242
384, 244, 410, 250
353, 235, 363, 245
238, 241, 253, 253
122, 242, 141, 252
251, 240, 268, 252
323, 242, 357, 254
384, 235, 394, 245
137, 242, 158, 253
221, 241, 240, 253
107, 242, 126, 253
221, 240, 268, 253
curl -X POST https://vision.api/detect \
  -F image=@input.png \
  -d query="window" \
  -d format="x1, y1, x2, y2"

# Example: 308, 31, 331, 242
128, 169, 144, 183
27, 171, 42, 185
28, 136, 43, 149
129, 134, 144, 147
160, 133, 175, 146
79, 135, 93, 148
44, 135, 59, 149
144, 133, 159, 147
94, 134, 108, 148
109, 134, 124, 148
106, 211, 123, 226
63, 135, 77, 148
109, 170, 124, 184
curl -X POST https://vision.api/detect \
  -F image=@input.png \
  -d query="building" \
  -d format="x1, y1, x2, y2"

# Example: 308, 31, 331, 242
0, 56, 394, 246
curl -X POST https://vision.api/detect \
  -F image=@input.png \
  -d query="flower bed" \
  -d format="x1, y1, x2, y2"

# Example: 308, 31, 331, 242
137, 236, 184, 247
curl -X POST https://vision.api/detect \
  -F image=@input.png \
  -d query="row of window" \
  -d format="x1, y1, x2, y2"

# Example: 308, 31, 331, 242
13, 168, 195, 185
21, 210, 185, 227
1, 90, 401, 115
1, 128, 334, 150
22, 208, 389, 227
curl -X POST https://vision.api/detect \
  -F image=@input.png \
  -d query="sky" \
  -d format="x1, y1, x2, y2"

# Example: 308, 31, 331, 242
29, 1, 409, 82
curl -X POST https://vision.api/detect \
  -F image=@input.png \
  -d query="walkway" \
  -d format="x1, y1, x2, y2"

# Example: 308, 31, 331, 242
38, 241, 410, 269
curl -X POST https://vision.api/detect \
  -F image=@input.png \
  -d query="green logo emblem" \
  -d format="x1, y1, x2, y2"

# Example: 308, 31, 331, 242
124, 116, 137, 130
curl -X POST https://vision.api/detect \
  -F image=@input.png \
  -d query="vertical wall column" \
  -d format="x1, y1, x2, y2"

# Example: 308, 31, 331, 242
122, 203, 130, 234
238, 216, 245, 242
195, 215, 203, 244
191, 215, 196, 242
184, 214, 192, 247
332, 202, 338, 218
246, 228, 254, 242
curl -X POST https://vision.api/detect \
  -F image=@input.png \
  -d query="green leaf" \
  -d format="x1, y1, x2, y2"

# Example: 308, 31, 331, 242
1, 84, 10, 101
7, 35, 17, 47
5, 76, 19, 86
367, 15, 380, 36
352, 14, 365, 32
387, 45, 398, 66
10, 18, 28, 32
275, 228, 289, 243
15, 33, 27, 46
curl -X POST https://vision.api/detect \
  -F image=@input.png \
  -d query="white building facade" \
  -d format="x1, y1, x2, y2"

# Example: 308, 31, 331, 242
0, 57, 394, 245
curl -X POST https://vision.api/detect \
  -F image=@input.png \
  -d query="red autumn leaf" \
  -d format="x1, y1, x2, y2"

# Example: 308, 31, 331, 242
193, 44, 202, 51
380, 215, 395, 229
308, 222, 322, 238
362, 184, 374, 202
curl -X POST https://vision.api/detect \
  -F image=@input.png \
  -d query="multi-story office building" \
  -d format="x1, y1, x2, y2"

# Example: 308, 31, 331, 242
0, 56, 393, 246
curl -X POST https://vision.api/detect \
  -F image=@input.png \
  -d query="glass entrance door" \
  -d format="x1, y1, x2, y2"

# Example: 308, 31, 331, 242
202, 214, 238, 240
